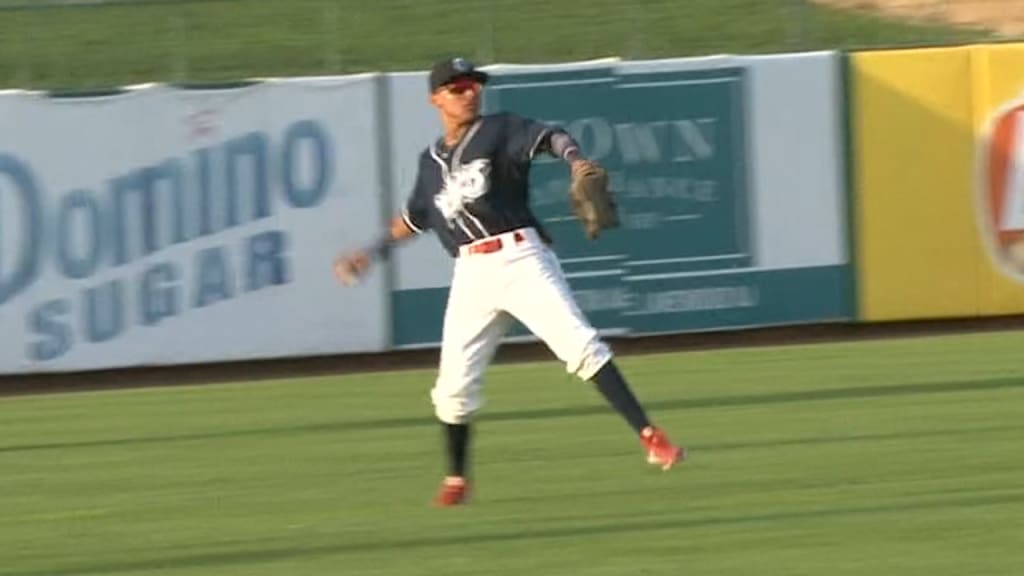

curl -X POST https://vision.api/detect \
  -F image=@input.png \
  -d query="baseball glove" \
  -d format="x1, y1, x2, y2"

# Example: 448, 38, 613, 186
569, 161, 619, 240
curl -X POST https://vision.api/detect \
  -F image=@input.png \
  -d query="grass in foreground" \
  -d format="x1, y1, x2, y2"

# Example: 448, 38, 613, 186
1, 330, 1023, 575
0, 0, 995, 90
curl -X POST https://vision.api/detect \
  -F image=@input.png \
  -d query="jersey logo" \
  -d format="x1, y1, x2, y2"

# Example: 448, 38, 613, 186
435, 157, 491, 227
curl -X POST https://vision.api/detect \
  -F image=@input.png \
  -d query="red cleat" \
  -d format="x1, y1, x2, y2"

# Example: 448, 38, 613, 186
433, 476, 470, 507
641, 426, 686, 470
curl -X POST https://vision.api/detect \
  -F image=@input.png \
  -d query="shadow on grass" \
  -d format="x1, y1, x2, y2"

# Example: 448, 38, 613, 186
1, 375, 1021, 454
8, 489, 1024, 576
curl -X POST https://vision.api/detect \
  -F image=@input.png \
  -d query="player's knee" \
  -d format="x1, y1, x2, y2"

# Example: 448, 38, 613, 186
567, 336, 613, 381
434, 404, 472, 424
431, 377, 482, 424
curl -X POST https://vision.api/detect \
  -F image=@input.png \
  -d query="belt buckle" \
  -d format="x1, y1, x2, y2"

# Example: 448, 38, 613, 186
466, 229, 526, 256
469, 237, 501, 255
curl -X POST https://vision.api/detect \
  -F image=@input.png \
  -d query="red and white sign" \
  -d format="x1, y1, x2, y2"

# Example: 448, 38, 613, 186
978, 95, 1024, 280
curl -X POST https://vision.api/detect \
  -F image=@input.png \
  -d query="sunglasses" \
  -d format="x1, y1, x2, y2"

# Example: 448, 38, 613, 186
445, 80, 480, 95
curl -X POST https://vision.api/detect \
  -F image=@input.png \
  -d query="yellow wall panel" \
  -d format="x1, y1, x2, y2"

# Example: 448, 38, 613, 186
852, 47, 979, 321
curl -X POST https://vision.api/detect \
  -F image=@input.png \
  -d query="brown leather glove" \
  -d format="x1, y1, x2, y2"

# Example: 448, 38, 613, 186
569, 160, 619, 240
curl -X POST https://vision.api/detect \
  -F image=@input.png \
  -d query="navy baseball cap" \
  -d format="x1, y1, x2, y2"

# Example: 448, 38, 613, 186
429, 57, 489, 93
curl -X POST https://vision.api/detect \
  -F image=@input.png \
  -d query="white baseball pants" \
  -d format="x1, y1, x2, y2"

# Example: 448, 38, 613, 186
430, 227, 613, 424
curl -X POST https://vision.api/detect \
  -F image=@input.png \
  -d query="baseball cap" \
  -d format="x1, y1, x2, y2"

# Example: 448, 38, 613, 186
428, 57, 489, 93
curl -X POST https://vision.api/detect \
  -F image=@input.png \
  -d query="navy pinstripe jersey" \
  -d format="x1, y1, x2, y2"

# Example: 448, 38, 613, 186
401, 112, 558, 256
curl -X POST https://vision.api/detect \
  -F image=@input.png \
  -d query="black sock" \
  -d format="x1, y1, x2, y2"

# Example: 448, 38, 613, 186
443, 423, 471, 478
590, 360, 651, 435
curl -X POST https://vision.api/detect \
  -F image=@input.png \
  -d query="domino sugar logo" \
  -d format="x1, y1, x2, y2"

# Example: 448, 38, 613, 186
977, 91, 1024, 282
0, 117, 333, 362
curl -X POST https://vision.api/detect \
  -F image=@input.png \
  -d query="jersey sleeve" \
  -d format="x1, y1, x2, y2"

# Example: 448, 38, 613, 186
505, 113, 558, 162
401, 164, 430, 234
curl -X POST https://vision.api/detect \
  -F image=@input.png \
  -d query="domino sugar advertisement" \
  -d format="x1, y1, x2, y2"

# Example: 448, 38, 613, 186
0, 77, 388, 374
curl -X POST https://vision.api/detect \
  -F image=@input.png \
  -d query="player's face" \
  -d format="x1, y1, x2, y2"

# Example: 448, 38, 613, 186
432, 78, 482, 125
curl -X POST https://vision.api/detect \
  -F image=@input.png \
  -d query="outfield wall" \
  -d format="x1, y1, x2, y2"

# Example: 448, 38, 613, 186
0, 46, 939, 376
0, 51, 853, 375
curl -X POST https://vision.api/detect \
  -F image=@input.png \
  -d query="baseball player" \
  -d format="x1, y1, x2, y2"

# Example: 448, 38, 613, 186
334, 57, 685, 507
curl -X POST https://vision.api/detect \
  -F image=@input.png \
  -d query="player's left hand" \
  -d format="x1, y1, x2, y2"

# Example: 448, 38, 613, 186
333, 251, 371, 286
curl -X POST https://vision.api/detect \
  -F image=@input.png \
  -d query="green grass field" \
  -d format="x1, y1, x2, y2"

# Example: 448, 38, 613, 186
0, 0, 996, 90
2, 330, 1022, 575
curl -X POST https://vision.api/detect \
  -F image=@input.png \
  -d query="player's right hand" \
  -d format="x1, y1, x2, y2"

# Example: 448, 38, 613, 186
333, 251, 371, 286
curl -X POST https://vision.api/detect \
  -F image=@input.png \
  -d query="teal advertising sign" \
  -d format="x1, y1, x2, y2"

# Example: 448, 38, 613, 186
487, 66, 750, 270
391, 64, 850, 346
